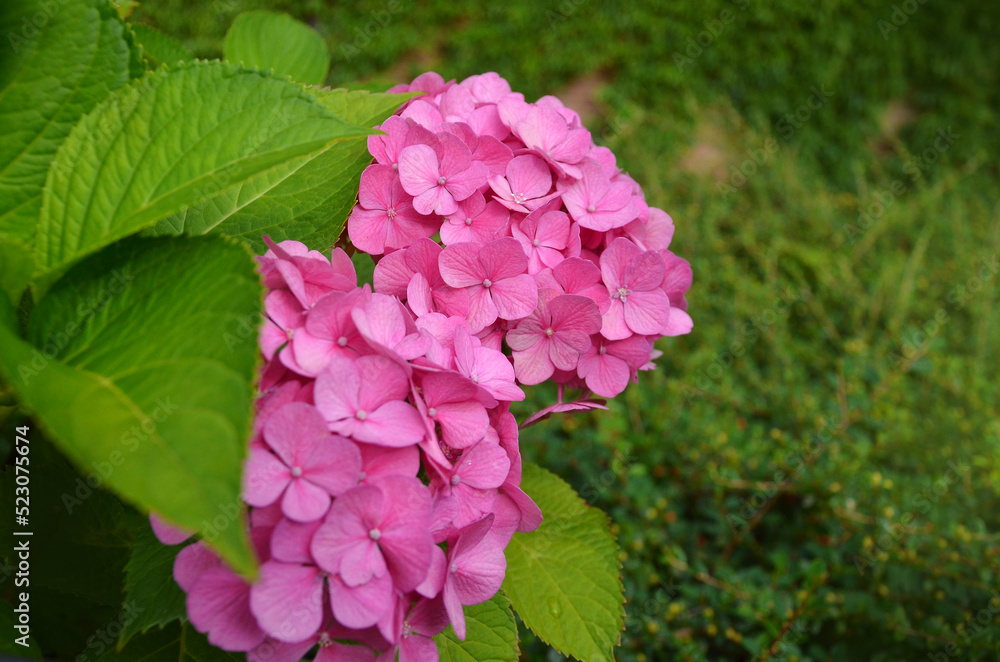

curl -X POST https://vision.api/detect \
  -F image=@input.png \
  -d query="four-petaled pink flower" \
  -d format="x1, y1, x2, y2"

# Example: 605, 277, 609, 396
507, 294, 602, 384
439, 237, 538, 332
511, 206, 580, 274
440, 192, 510, 246
315, 356, 426, 446
442, 514, 506, 640
348, 165, 437, 255
514, 105, 591, 179
599, 238, 671, 339
488, 154, 555, 214
243, 402, 362, 522
560, 159, 638, 230
398, 132, 488, 215
576, 334, 653, 397
311, 476, 435, 592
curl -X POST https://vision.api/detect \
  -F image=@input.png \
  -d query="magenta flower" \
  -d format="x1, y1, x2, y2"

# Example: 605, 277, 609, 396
511, 207, 580, 274
186, 564, 265, 651
488, 154, 555, 214
439, 237, 538, 332
373, 239, 470, 319
439, 439, 511, 528
311, 476, 435, 592
398, 132, 488, 216
249, 561, 324, 643
599, 238, 671, 340
513, 105, 591, 179
243, 402, 362, 522
576, 334, 653, 397
535, 256, 611, 313
442, 515, 506, 640
440, 192, 510, 246
507, 294, 602, 385
560, 159, 638, 231
418, 371, 489, 450
367, 115, 412, 170
453, 328, 525, 402
348, 165, 438, 255
290, 288, 368, 377
315, 355, 426, 446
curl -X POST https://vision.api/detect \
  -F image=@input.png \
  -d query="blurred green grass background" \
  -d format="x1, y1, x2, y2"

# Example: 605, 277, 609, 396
133, 1, 1000, 659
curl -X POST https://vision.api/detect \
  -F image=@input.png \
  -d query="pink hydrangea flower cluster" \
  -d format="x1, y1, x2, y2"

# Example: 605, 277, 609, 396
152, 71, 692, 662
153, 238, 542, 661
349, 71, 692, 397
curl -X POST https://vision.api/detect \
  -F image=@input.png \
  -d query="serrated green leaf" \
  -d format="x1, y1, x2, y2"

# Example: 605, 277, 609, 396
435, 591, 520, 662
224, 10, 329, 85
33, 60, 372, 288
130, 23, 193, 67
117, 521, 188, 647
97, 621, 243, 661
0, 235, 263, 576
503, 463, 624, 662
149, 88, 411, 253
0, 0, 134, 303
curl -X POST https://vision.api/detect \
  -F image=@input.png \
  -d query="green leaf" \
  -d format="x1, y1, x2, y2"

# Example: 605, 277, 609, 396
502, 463, 624, 662
224, 10, 329, 85
117, 520, 188, 647
435, 591, 520, 662
0, 0, 135, 302
150, 88, 410, 253
130, 23, 193, 67
0, 235, 263, 576
97, 621, 243, 661
34, 60, 372, 288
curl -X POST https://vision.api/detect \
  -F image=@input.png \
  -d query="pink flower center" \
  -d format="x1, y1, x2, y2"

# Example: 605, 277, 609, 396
358, 471, 367, 481
450, 562, 459, 573
318, 633, 333, 647
482, 278, 492, 288
612, 285, 631, 302
290, 466, 303, 478
587, 204, 596, 213
387, 206, 397, 220
355, 409, 368, 421
391, 163, 398, 171
451, 475, 462, 486
465, 217, 473, 226
599, 345, 608, 355
545, 328, 554, 337
427, 407, 438, 418
437, 176, 447, 185
337, 336, 348, 347
512, 191, 527, 205
369, 528, 382, 541
470, 374, 480, 383
532, 239, 541, 247
286, 327, 295, 340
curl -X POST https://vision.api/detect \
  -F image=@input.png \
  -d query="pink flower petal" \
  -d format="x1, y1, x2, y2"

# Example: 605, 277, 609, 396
249, 562, 323, 643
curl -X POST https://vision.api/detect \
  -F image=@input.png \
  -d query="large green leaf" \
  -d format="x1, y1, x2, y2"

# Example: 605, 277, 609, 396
224, 10, 329, 85
117, 521, 188, 647
96, 622, 243, 661
502, 463, 624, 662
0, 0, 135, 302
130, 23, 193, 67
150, 88, 410, 253
0, 235, 263, 576
435, 591, 520, 662
33, 60, 372, 287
